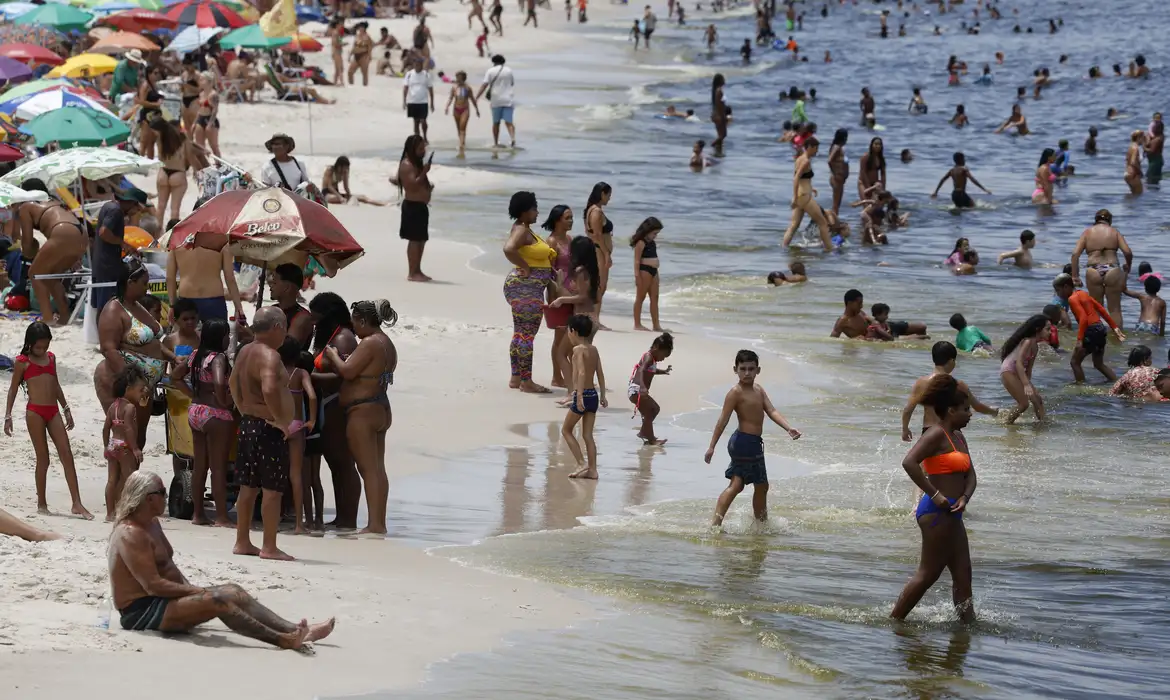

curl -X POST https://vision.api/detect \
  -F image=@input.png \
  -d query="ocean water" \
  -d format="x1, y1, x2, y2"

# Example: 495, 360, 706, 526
349, 2, 1170, 698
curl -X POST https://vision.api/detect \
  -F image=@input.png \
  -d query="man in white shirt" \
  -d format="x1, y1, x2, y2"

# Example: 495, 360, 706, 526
402, 57, 434, 141
260, 133, 310, 192
475, 54, 516, 148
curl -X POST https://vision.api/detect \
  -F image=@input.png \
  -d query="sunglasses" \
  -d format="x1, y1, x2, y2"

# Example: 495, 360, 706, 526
148, 488, 167, 497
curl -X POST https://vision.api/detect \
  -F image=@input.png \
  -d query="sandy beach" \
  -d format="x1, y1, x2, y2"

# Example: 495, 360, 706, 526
0, 3, 766, 697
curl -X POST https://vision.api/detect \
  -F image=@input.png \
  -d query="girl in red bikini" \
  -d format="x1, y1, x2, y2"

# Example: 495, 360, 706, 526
4, 322, 93, 520
102, 366, 148, 522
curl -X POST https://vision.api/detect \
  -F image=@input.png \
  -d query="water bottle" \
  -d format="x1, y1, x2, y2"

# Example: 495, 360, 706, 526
228, 316, 238, 360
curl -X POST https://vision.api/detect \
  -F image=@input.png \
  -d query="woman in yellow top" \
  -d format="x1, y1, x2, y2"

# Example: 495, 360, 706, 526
502, 191, 556, 393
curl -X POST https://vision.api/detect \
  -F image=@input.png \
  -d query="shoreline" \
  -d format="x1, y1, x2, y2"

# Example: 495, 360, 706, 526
0, 3, 802, 696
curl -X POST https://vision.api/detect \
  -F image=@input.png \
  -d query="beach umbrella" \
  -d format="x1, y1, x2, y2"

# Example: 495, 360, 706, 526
218, 24, 290, 51
0, 43, 66, 66
295, 5, 325, 23
164, 0, 247, 28
164, 24, 222, 53
0, 27, 68, 56
0, 179, 48, 207
89, 31, 162, 54
0, 55, 33, 84
0, 142, 26, 162
0, 3, 38, 20
169, 187, 364, 271
88, 0, 165, 9
0, 113, 22, 142
100, 8, 177, 30
9, 88, 114, 120
46, 53, 119, 79
13, 5, 95, 31
19, 106, 130, 147
2, 146, 158, 189
0, 78, 73, 105
282, 33, 322, 53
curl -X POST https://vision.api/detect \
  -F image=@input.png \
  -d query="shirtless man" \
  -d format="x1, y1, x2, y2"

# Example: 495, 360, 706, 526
859, 87, 876, 126
704, 23, 717, 51
830, 288, 870, 338
997, 230, 1036, 268
1070, 209, 1133, 329
16, 184, 87, 326
109, 471, 333, 646
225, 52, 258, 103
468, 0, 487, 31
397, 134, 433, 282
930, 152, 991, 209
901, 341, 997, 441
229, 307, 296, 561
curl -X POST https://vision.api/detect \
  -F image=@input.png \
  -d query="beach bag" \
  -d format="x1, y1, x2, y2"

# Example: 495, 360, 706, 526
168, 467, 194, 520
485, 67, 501, 101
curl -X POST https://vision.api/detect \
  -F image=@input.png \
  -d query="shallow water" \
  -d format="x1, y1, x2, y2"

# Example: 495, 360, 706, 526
350, 2, 1170, 698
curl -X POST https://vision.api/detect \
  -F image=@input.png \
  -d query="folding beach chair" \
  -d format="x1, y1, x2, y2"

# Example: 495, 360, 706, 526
263, 64, 311, 102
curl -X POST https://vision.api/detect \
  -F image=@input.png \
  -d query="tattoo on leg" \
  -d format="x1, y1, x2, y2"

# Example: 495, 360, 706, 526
217, 604, 285, 646
207, 584, 297, 633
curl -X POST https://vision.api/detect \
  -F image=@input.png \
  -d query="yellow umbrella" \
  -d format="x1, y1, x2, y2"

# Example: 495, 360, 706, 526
47, 53, 119, 78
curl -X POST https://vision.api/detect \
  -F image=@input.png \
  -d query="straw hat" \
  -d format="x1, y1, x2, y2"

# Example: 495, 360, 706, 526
124, 49, 146, 65
264, 133, 296, 152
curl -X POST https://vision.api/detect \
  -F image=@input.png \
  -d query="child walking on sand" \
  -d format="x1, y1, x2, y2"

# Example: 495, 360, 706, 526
4, 322, 93, 519
631, 216, 664, 331
562, 315, 607, 479
281, 337, 317, 534
628, 332, 673, 444
103, 366, 147, 521
704, 350, 802, 528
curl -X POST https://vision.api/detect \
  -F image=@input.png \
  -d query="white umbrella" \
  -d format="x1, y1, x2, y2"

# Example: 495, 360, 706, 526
13, 91, 117, 121
0, 180, 49, 208
2, 147, 158, 190
0, 3, 38, 20
167, 26, 225, 55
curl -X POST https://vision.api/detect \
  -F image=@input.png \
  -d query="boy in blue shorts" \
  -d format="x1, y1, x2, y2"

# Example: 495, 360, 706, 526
704, 350, 802, 527
563, 314, 607, 479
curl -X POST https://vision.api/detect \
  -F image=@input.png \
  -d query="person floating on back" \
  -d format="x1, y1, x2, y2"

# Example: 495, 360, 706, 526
704, 350, 802, 528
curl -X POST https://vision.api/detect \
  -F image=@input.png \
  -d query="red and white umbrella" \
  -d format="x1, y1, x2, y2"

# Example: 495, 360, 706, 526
168, 186, 364, 271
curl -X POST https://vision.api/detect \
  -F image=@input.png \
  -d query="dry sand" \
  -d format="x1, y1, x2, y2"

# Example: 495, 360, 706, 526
0, 3, 773, 698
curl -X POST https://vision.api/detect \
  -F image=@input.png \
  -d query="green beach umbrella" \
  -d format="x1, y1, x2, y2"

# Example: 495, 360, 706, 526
19, 106, 129, 148
218, 24, 291, 51
82, 0, 165, 9
13, 4, 94, 31
0, 78, 73, 105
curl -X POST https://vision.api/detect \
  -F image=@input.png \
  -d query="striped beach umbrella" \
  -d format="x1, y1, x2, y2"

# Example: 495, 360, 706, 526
100, 9, 177, 31
6, 88, 115, 121
163, 0, 247, 29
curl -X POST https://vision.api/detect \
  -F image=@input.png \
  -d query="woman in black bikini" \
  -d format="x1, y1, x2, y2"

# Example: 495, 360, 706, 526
321, 300, 397, 536
15, 181, 87, 326
179, 61, 201, 132
307, 292, 360, 530
135, 67, 164, 159
711, 73, 728, 157
857, 136, 886, 200
584, 182, 613, 329
631, 216, 664, 332
150, 117, 205, 229
192, 72, 221, 159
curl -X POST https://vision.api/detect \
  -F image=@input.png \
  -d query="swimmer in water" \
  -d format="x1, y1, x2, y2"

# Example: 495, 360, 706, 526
1088, 66, 1101, 79
1085, 126, 1098, 155
999, 314, 1049, 424
1032, 68, 1050, 99
824, 50, 832, 63
908, 88, 928, 114
995, 104, 1029, 135
766, 262, 807, 286
1032, 149, 1058, 204
944, 238, 970, 267
690, 140, 708, 171
867, 304, 929, 341
1107, 107, 1122, 120
995, 52, 1004, 65
975, 64, 993, 84
704, 23, 717, 51
859, 87, 875, 126
830, 289, 870, 339
858, 190, 892, 245
930, 152, 991, 209
662, 105, 682, 118
902, 341, 996, 442
953, 249, 979, 276
900, 148, 913, 163
857, 137, 886, 199
997, 230, 1036, 268
1125, 131, 1145, 194
949, 104, 968, 127
1122, 275, 1166, 336
1016, 86, 1027, 102
1051, 139, 1074, 176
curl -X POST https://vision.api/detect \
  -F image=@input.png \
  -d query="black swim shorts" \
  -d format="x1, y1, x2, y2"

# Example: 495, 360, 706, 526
119, 595, 169, 631
236, 416, 289, 492
406, 102, 428, 120
951, 190, 974, 208
888, 320, 910, 336
1082, 322, 1108, 354
400, 200, 430, 243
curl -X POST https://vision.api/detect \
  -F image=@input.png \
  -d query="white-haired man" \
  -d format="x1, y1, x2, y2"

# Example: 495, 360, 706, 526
108, 471, 334, 648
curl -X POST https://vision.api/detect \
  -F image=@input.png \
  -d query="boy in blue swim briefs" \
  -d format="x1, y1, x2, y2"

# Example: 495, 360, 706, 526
563, 314, 607, 479
704, 350, 802, 527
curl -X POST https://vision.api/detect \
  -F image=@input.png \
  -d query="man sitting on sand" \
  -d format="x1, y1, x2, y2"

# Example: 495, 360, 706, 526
109, 471, 333, 648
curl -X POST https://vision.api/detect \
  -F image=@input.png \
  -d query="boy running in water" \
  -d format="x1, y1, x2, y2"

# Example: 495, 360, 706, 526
563, 315, 607, 479
1053, 275, 1125, 381
628, 332, 673, 445
704, 350, 802, 528
902, 341, 998, 442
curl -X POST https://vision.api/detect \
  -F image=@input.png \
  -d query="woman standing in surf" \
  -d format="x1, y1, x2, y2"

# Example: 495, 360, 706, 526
827, 128, 849, 217
781, 137, 832, 251
857, 137, 886, 200
891, 374, 977, 623
711, 73, 728, 157
585, 183, 614, 329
